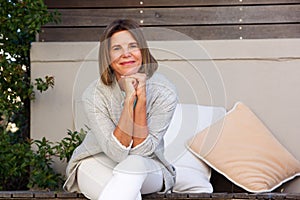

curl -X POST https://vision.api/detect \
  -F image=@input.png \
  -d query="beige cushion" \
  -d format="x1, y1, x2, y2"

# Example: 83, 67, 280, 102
187, 102, 300, 193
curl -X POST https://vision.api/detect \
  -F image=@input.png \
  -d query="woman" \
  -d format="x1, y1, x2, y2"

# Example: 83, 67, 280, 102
63, 19, 178, 200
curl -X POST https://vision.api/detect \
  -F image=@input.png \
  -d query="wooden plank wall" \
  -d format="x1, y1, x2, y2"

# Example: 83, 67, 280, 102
40, 0, 300, 41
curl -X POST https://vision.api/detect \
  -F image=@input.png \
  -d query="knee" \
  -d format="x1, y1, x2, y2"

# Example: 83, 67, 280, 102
114, 155, 149, 174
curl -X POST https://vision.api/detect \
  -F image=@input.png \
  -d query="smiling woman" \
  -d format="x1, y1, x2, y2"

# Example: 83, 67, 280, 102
63, 19, 178, 200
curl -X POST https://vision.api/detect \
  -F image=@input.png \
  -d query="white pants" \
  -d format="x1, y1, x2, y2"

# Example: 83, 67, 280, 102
77, 153, 163, 200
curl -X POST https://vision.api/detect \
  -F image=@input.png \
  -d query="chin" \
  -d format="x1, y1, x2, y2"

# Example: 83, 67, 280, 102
123, 67, 140, 76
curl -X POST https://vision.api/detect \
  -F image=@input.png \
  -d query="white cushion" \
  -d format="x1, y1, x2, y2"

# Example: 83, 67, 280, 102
164, 103, 226, 193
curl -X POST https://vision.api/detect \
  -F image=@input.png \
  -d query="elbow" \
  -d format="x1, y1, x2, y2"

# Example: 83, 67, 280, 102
106, 149, 129, 163
112, 154, 128, 163
130, 138, 159, 157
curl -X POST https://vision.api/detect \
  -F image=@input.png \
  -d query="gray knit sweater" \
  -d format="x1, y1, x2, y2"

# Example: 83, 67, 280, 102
63, 72, 178, 193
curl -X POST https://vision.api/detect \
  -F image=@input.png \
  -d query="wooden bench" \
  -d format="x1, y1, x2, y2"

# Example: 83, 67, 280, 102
1, 191, 300, 200
1, 171, 298, 199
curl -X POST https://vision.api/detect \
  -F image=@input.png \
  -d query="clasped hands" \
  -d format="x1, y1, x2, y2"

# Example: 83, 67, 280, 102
119, 73, 147, 105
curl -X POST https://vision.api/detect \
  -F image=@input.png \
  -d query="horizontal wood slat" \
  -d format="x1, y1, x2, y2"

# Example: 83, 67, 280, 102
44, 0, 300, 8
45, 5, 300, 27
39, 24, 300, 41
1, 191, 300, 200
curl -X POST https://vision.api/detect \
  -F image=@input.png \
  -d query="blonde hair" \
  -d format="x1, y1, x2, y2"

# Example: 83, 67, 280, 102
99, 19, 158, 85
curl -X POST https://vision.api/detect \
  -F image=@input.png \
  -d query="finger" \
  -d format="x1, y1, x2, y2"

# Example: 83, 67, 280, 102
130, 77, 146, 89
126, 73, 146, 81
123, 77, 137, 91
131, 78, 138, 88
132, 79, 139, 89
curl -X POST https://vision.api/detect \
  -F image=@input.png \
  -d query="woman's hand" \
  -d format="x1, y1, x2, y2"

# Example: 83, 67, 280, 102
125, 73, 147, 100
119, 76, 137, 105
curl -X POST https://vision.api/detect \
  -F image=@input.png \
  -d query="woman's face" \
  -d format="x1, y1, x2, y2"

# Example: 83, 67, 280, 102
109, 30, 142, 80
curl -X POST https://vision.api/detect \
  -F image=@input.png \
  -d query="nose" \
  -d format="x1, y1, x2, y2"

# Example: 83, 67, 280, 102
122, 48, 132, 57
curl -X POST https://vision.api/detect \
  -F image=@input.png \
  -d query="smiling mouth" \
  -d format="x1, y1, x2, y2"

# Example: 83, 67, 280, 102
120, 61, 135, 65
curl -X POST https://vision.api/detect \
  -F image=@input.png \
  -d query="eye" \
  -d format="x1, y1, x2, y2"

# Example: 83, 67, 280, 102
111, 46, 121, 51
129, 43, 139, 49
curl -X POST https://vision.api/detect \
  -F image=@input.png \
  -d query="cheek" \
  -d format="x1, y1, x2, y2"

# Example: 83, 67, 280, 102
133, 50, 142, 64
109, 53, 118, 70
110, 52, 118, 64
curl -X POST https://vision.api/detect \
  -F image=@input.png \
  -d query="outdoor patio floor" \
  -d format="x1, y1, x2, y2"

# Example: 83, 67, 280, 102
1, 191, 300, 200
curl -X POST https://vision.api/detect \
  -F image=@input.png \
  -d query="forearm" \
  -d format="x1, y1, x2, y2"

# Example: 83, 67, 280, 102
132, 97, 149, 147
113, 99, 134, 147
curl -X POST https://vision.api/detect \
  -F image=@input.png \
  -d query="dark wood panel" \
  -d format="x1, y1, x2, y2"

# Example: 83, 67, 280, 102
45, 0, 300, 8
239, 24, 300, 39
39, 27, 105, 42
45, 5, 300, 27
169, 24, 300, 39
39, 24, 300, 41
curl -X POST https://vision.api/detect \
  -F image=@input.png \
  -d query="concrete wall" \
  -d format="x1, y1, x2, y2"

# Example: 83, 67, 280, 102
30, 39, 300, 192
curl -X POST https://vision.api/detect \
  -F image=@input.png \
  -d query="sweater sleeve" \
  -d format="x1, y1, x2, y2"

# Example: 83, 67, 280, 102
130, 81, 178, 156
82, 83, 131, 163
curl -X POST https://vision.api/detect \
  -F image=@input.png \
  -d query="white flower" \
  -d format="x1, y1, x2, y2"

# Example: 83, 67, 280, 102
6, 122, 19, 133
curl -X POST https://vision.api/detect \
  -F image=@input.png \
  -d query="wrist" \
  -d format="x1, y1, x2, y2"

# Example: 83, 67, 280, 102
125, 96, 136, 107
136, 96, 146, 105
136, 90, 146, 101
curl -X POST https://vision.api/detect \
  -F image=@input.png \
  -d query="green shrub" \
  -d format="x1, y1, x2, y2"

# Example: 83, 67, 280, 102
0, 128, 85, 191
28, 129, 85, 191
0, 0, 72, 190
0, 0, 59, 139
0, 129, 32, 190
55, 129, 87, 163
